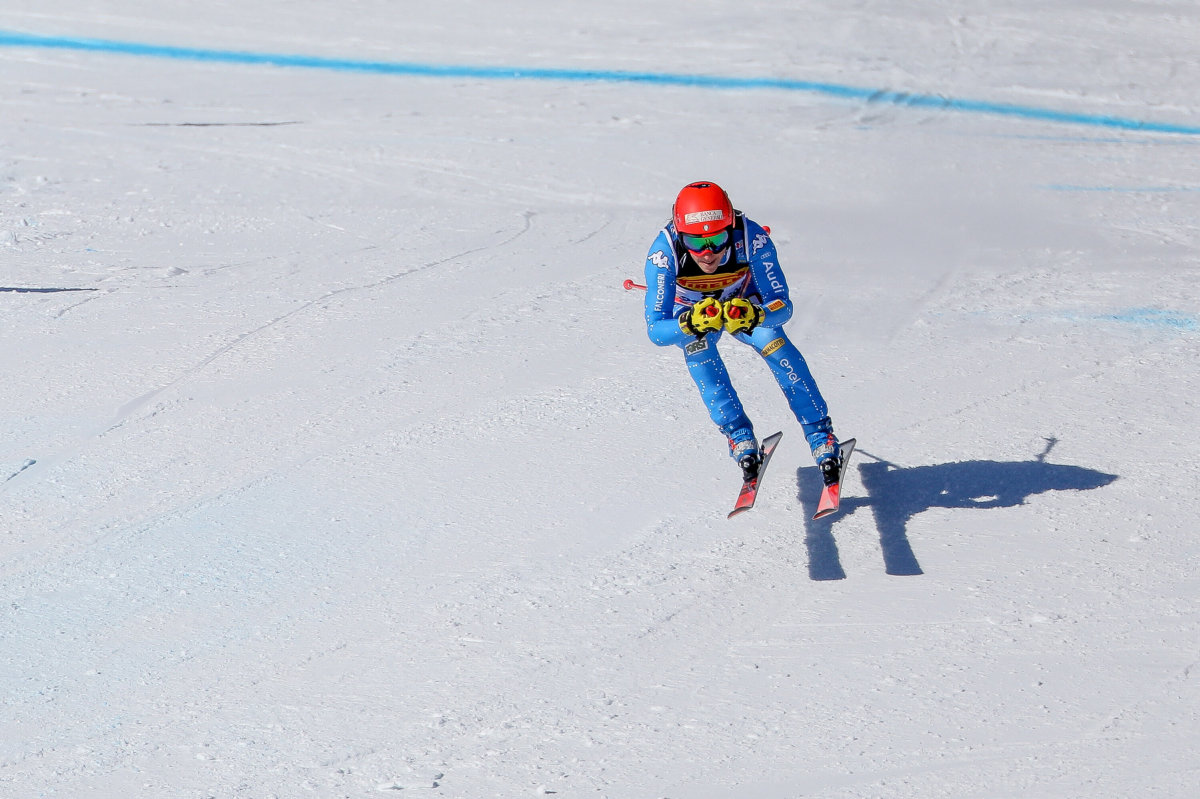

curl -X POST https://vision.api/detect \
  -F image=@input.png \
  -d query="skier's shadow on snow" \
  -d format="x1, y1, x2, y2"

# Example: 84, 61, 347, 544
794, 439, 1118, 580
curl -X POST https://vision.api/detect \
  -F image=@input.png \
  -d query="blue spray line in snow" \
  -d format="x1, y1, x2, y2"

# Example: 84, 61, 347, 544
1100, 308, 1197, 332
4, 30, 1200, 136
1006, 308, 1199, 332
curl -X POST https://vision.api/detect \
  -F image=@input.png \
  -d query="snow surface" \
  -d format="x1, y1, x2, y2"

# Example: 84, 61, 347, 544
2, 2, 1199, 797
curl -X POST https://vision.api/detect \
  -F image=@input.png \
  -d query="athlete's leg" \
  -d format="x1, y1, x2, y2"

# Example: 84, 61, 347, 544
740, 327, 839, 464
681, 333, 755, 455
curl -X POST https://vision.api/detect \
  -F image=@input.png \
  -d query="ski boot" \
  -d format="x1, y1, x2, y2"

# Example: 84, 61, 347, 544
803, 417, 842, 486
727, 429, 760, 482
733, 440, 761, 482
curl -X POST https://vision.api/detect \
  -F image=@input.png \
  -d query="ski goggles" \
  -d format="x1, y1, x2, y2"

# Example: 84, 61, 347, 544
680, 229, 731, 254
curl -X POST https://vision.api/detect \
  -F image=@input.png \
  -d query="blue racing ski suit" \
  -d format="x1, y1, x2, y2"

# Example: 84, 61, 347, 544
643, 211, 832, 458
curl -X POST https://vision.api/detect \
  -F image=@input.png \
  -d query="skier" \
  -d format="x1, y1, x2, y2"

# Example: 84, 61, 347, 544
643, 180, 843, 485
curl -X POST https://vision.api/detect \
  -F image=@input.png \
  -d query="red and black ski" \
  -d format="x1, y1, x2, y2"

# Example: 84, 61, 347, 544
727, 431, 784, 519
813, 438, 856, 520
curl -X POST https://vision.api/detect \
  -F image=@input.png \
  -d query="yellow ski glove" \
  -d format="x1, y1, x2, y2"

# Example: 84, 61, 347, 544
678, 297, 725, 337
723, 298, 764, 334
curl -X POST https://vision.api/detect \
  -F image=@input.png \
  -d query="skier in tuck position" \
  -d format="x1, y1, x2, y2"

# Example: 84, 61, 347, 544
642, 180, 843, 485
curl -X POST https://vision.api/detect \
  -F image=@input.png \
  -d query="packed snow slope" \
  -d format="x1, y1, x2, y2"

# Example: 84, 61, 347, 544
2, 2, 1198, 797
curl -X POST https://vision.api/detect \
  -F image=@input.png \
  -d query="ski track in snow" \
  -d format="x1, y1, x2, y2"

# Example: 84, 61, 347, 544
2, 2, 1199, 797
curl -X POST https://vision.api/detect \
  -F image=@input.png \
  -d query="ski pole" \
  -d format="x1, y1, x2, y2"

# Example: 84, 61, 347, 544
623, 279, 646, 291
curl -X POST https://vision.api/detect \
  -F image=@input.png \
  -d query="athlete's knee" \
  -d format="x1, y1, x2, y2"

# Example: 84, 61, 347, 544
752, 329, 787, 355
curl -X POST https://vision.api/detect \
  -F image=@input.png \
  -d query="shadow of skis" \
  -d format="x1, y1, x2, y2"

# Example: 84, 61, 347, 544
795, 438, 1119, 580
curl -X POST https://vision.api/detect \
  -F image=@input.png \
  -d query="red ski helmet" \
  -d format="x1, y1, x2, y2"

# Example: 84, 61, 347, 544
673, 181, 734, 235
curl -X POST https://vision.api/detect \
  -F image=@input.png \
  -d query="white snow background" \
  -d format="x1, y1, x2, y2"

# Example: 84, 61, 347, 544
2, 2, 1198, 797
